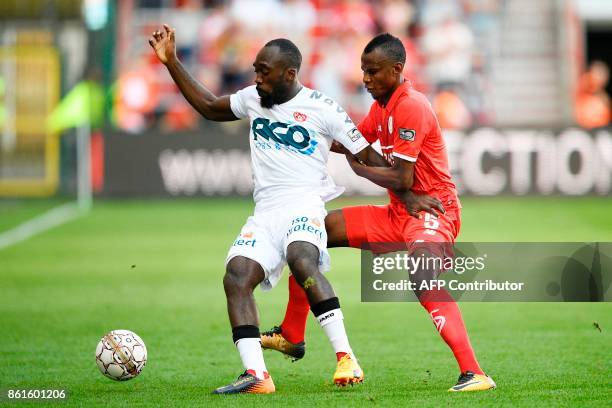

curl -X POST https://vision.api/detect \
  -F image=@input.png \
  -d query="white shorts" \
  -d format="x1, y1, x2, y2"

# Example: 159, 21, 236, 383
225, 202, 330, 291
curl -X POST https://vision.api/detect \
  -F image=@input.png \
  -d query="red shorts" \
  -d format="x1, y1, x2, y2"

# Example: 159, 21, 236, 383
342, 202, 461, 250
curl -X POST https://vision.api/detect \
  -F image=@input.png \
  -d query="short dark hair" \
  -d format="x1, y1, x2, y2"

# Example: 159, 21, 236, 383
264, 38, 302, 71
363, 33, 406, 64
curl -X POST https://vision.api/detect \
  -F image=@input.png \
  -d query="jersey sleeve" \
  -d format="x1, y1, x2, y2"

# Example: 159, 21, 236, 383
357, 104, 379, 143
326, 103, 369, 155
392, 99, 432, 162
229, 86, 253, 119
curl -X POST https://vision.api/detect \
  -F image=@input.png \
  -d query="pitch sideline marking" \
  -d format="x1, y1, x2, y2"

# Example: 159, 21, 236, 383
0, 202, 84, 250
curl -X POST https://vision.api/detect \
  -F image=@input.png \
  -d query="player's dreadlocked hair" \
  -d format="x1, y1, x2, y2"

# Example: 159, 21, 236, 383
264, 38, 302, 72
363, 33, 406, 65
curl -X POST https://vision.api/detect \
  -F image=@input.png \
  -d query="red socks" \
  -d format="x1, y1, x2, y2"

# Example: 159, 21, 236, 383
279, 275, 484, 375
419, 289, 484, 375
279, 275, 310, 344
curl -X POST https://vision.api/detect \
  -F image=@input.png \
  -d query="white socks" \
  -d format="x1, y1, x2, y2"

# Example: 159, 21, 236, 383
235, 338, 267, 379
317, 308, 353, 356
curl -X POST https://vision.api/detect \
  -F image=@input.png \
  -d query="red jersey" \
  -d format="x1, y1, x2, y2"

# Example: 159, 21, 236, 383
357, 80, 459, 207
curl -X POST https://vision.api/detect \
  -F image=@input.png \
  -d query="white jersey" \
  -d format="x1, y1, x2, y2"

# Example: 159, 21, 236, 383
230, 85, 369, 212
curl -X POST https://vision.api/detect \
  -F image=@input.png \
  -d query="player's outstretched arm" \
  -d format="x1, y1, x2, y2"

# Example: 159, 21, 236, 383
346, 153, 413, 191
347, 155, 444, 217
331, 142, 389, 167
149, 24, 237, 122
358, 146, 390, 168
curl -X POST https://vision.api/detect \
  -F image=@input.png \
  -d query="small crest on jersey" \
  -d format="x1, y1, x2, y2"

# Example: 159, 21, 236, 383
347, 127, 363, 142
388, 116, 394, 134
399, 128, 416, 141
311, 218, 321, 227
242, 232, 254, 238
293, 111, 308, 122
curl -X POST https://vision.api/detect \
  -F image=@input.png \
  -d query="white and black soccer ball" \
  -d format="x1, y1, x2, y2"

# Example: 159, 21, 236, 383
95, 329, 147, 381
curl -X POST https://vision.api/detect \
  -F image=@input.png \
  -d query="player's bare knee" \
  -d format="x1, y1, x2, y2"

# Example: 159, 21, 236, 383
223, 267, 242, 296
287, 258, 320, 288
410, 267, 431, 286
408, 249, 440, 293
288, 254, 317, 275
224, 258, 262, 294
286, 242, 320, 279
325, 210, 348, 248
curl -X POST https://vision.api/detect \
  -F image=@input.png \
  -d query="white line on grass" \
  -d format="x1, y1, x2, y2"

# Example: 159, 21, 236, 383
0, 202, 84, 250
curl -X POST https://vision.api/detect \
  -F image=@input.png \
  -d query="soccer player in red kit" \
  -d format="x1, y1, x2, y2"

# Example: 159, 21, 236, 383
262, 33, 496, 392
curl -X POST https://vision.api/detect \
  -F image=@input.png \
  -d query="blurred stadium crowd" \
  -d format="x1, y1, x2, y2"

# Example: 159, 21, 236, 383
1, 0, 611, 198
3, 0, 607, 135
117, 0, 503, 132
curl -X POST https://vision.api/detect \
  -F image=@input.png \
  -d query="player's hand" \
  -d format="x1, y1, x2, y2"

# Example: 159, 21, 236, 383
403, 191, 445, 219
149, 24, 177, 65
331, 141, 350, 154
345, 151, 367, 171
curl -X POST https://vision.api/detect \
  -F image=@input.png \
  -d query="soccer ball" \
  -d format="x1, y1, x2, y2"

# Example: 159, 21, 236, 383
95, 329, 147, 381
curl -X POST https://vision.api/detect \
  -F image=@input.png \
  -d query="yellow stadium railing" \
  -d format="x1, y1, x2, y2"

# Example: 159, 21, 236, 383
0, 46, 60, 197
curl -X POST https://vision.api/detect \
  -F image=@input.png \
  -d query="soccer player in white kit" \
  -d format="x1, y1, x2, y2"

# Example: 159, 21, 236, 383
150, 25, 379, 394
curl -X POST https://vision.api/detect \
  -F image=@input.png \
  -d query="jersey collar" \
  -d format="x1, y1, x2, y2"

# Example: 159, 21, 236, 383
381, 79, 411, 112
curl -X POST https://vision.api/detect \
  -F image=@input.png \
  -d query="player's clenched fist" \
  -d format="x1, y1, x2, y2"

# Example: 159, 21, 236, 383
149, 24, 176, 65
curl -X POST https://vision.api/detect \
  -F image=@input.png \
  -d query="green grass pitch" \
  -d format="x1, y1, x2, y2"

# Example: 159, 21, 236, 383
0, 197, 611, 407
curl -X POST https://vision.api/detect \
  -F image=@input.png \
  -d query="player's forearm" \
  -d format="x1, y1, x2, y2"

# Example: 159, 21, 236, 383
164, 57, 220, 120
352, 146, 389, 167
352, 165, 413, 191
365, 148, 390, 167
